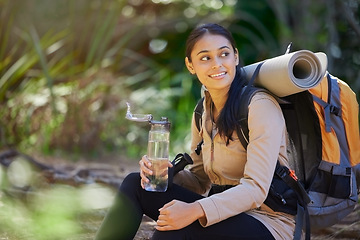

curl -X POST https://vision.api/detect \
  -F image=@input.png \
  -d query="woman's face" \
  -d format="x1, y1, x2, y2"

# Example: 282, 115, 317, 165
185, 33, 239, 91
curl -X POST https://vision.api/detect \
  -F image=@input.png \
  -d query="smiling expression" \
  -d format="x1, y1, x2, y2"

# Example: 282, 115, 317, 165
185, 33, 239, 91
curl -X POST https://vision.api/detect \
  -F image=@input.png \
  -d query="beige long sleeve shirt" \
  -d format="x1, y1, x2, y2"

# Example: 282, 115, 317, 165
174, 90, 296, 240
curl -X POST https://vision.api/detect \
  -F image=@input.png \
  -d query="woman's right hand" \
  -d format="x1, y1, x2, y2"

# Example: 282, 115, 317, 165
139, 155, 173, 189
139, 155, 153, 189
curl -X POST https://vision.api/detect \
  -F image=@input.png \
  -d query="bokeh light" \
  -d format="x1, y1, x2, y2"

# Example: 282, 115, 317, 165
149, 39, 168, 54
80, 183, 115, 210
7, 158, 33, 188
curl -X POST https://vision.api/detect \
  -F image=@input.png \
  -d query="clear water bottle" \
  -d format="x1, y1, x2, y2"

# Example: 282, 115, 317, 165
125, 103, 170, 192
145, 117, 170, 192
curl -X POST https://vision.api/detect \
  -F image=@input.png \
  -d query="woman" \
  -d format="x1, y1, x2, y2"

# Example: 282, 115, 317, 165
95, 23, 295, 240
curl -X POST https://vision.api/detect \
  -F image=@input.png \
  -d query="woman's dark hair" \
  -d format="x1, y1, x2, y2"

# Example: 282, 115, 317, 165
185, 23, 236, 62
186, 23, 247, 144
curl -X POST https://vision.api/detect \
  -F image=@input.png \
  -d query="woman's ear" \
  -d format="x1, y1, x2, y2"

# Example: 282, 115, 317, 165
185, 57, 195, 74
235, 48, 239, 66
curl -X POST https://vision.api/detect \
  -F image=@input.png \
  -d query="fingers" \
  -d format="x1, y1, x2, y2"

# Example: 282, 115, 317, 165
156, 211, 167, 228
139, 167, 149, 184
159, 200, 176, 212
139, 155, 172, 190
140, 155, 152, 174
156, 213, 175, 231
140, 155, 152, 172
155, 224, 171, 231
139, 155, 152, 188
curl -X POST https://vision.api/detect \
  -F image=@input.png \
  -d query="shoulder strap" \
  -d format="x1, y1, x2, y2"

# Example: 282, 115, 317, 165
236, 61, 266, 149
237, 86, 268, 149
273, 162, 311, 240
312, 73, 341, 132
194, 97, 204, 133
194, 98, 204, 155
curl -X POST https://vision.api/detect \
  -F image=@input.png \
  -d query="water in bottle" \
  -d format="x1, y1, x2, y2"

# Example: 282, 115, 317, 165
144, 118, 170, 192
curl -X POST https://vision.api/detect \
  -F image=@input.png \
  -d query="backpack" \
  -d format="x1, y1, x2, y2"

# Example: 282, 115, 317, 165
193, 67, 360, 240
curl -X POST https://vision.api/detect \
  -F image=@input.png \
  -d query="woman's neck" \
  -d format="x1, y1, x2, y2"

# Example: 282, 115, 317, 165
208, 88, 229, 121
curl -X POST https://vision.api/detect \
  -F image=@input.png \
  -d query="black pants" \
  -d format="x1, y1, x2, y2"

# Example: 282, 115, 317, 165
95, 172, 275, 240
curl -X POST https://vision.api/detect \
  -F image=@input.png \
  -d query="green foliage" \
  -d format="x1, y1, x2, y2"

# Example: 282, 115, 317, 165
0, 0, 359, 160
0, 160, 115, 239
0, 0, 359, 238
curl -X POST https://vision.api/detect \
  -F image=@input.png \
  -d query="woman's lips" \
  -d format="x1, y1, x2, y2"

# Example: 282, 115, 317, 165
209, 72, 226, 78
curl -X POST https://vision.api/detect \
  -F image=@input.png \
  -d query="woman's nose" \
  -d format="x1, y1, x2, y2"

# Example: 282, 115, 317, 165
212, 58, 221, 69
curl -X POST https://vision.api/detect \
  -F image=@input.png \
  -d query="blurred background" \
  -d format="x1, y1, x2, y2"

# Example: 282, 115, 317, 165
0, 0, 359, 239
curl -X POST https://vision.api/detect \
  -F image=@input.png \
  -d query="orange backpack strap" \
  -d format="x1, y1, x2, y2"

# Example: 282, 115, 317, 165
309, 73, 360, 167
311, 75, 341, 133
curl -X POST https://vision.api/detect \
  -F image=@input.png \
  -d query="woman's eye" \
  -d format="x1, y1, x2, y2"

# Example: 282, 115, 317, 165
221, 52, 230, 57
200, 56, 210, 61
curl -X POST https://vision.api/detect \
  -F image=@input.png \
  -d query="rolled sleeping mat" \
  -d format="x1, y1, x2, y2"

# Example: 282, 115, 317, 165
243, 50, 328, 97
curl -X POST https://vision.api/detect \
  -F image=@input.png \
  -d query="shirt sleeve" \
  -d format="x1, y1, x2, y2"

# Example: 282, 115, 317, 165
197, 92, 286, 226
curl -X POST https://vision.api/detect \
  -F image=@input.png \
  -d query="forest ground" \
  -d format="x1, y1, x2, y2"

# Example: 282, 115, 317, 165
0, 150, 359, 240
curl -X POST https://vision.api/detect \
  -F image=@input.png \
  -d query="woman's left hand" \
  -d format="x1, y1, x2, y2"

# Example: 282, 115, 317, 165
155, 200, 205, 231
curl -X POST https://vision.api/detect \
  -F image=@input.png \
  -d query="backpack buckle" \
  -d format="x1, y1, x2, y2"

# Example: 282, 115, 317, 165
195, 140, 203, 155
329, 105, 341, 116
289, 169, 298, 181
276, 165, 288, 179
